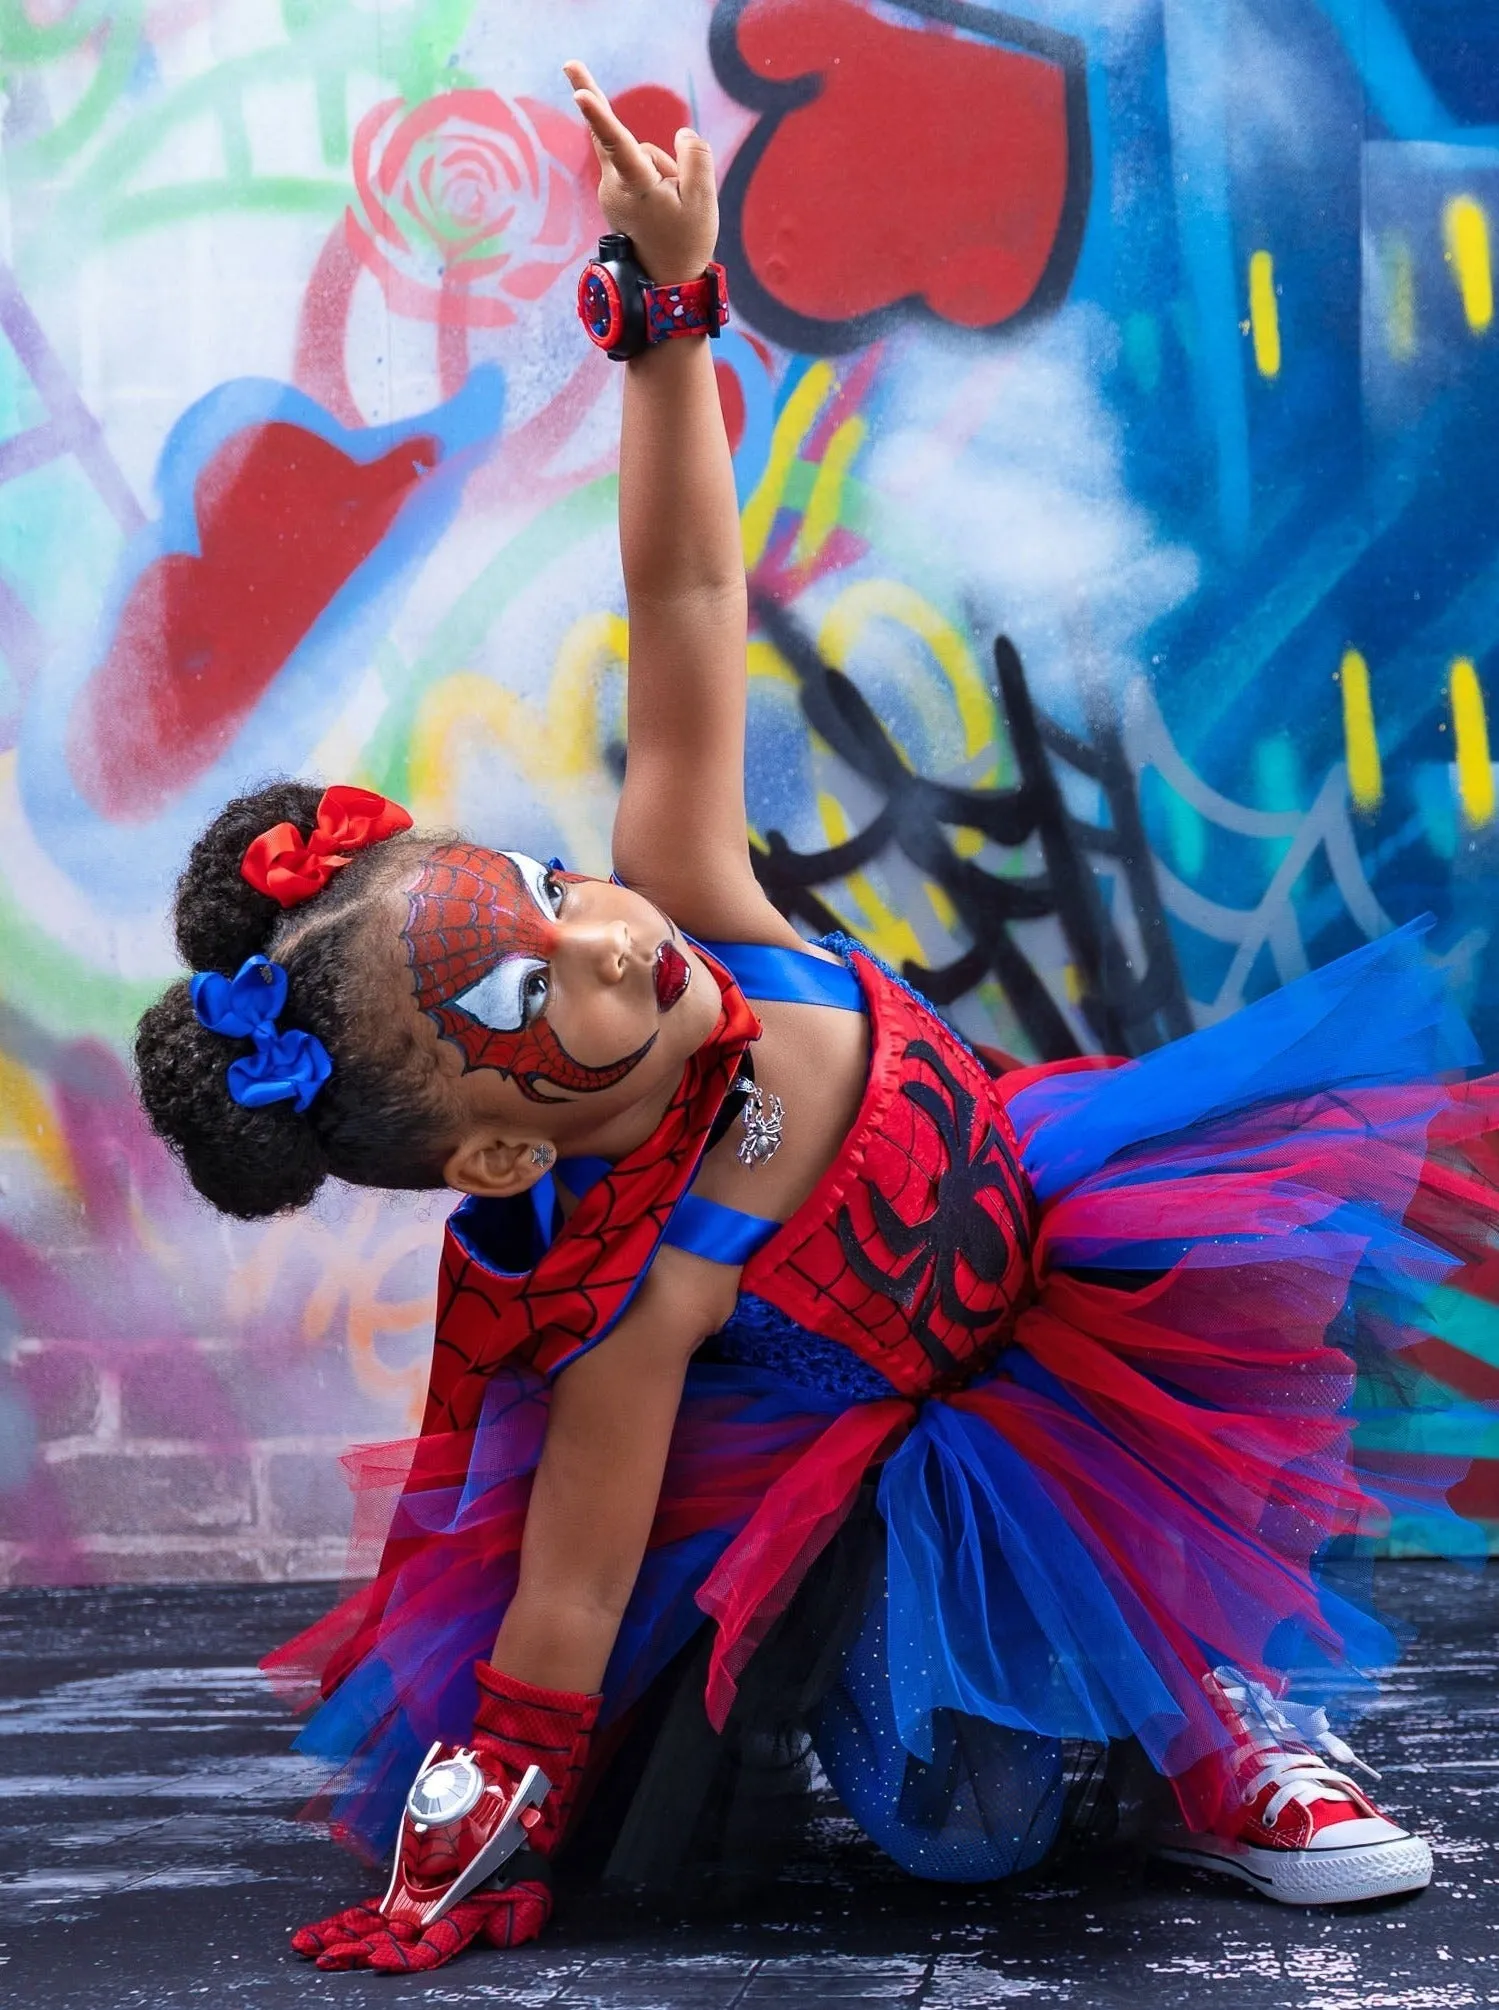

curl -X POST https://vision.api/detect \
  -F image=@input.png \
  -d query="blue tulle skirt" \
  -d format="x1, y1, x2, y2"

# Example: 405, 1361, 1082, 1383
267, 922, 1497, 1875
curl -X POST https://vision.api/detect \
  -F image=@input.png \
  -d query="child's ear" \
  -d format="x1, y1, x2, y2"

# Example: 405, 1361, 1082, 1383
444, 1130, 554, 1200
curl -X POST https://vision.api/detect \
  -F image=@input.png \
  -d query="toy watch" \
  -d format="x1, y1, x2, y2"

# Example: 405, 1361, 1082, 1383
577, 234, 729, 360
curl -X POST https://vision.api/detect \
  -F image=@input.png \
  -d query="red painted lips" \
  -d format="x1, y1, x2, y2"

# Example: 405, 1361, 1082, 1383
654, 940, 690, 1011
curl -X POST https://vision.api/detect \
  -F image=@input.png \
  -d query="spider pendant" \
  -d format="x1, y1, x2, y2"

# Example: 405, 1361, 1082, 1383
733, 1074, 785, 1168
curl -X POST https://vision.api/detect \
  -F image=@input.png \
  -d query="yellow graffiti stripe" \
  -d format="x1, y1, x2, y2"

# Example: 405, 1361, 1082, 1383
745, 635, 800, 694
1248, 250, 1282, 378
0, 1050, 75, 1197
818, 578, 997, 773
1339, 648, 1382, 811
1444, 195, 1494, 335
553, 613, 630, 750
407, 614, 629, 834
741, 362, 836, 568
408, 672, 530, 822
794, 415, 869, 565
743, 578, 1006, 953
815, 790, 930, 973
1450, 656, 1495, 827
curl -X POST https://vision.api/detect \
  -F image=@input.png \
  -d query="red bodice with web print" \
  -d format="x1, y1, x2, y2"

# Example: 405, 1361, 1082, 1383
421, 943, 1036, 1453
741, 956, 1039, 1400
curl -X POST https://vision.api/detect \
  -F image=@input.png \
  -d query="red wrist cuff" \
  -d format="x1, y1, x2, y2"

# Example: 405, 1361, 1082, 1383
473, 1659, 601, 1721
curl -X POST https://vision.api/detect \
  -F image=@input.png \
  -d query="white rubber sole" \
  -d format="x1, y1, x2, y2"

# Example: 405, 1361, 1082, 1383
1154, 1830, 1434, 1906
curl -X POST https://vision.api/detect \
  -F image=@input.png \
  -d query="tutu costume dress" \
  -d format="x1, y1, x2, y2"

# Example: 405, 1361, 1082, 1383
267, 920, 1499, 1887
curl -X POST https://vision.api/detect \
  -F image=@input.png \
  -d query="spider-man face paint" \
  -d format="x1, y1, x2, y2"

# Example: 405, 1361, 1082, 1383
403, 844, 657, 1103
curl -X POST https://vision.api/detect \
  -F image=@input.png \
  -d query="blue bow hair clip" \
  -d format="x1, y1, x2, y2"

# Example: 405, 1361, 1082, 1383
190, 954, 333, 1114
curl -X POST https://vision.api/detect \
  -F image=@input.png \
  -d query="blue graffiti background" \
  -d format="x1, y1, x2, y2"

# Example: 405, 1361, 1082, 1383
0, 0, 1497, 1577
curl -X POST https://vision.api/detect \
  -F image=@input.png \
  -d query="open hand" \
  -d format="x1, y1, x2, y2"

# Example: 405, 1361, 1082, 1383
291, 1880, 552, 1973
564, 59, 718, 284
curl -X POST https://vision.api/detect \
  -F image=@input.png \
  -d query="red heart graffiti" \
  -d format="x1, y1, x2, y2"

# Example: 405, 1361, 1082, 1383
68, 422, 438, 821
711, 0, 1090, 352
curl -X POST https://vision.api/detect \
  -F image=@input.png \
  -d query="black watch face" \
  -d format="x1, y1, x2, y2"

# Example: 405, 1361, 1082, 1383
579, 264, 625, 351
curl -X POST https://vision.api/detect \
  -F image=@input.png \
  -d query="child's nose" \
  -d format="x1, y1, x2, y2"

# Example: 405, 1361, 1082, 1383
562, 919, 633, 982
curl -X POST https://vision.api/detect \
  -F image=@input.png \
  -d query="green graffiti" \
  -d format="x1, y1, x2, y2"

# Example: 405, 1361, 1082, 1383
7, 0, 485, 276
1, 1, 145, 181
0, 869, 159, 1049
0, 0, 114, 64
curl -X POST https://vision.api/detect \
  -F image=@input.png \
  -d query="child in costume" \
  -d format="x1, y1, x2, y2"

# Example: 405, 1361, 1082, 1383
132, 65, 1499, 1977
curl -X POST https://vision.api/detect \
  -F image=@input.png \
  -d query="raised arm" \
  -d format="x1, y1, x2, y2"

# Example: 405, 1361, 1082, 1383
565, 64, 803, 948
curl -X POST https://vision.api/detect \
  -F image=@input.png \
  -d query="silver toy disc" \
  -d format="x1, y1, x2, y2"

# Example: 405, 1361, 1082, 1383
406, 1753, 484, 1827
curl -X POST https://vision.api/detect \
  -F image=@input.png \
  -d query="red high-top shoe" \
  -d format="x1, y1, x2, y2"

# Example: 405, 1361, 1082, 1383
1154, 1666, 1432, 1905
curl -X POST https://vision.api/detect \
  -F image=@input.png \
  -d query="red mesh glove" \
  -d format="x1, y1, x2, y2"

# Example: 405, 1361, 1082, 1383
304, 1880, 552, 1971
291, 1662, 599, 1975
290, 1899, 386, 1959
469, 1660, 600, 1855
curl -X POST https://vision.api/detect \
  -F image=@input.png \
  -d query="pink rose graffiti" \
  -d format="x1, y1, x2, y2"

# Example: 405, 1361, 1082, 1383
346, 90, 593, 328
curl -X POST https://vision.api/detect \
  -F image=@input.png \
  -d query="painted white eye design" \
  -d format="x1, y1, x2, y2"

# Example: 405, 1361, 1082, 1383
448, 854, 563, 1032
503, 852, 566, 920
453, 958, 549, 1032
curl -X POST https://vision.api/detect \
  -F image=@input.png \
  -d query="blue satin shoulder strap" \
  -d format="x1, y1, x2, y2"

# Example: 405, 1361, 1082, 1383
532, 936, 857, 1268
698, 938, 864, 1012
549, 1155, 779, 1267
663, 1191, 779, 1265
556, 1154, 612, 1196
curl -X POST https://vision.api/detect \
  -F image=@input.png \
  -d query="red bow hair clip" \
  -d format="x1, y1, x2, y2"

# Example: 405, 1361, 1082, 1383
241, 785, 413, 907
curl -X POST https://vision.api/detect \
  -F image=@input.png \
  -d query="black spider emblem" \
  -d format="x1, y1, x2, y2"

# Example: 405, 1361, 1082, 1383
838, 1040, 1034, 1376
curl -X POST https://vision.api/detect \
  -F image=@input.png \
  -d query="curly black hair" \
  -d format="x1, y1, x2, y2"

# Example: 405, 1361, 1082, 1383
134, 781, 452, 1220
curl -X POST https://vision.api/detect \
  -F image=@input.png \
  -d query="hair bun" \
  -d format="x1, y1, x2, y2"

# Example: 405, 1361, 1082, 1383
134, 982, 330, 1219
174, 780, 327, 974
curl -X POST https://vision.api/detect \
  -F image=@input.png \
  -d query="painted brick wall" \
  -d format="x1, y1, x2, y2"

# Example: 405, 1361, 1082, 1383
0, 1110, 445, 1585
3, 0, 1499, 1581
0, 1337, 352, 1585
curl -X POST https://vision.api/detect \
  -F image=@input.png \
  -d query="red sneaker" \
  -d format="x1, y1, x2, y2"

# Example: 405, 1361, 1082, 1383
1153, 1666, 1433, 1905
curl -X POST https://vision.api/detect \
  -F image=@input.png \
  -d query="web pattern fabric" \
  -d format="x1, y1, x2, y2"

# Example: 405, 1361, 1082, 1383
423, 959, 762, 1438
742, 953, 1038, 1400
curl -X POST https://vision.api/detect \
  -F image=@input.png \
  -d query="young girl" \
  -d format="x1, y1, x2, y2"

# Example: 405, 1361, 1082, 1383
135, 65, 1498, 1977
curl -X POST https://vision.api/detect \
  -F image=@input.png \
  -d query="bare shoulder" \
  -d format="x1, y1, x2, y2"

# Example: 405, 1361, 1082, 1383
622, 1242, 742, 1355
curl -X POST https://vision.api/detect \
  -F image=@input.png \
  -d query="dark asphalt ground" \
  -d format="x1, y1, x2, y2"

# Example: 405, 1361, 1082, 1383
0, 1564, 1494, 2009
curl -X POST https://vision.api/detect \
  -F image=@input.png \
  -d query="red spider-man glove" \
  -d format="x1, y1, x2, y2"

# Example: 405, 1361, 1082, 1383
292, 1663, 599, 1975
469, 1659, 601, 1854
291, 1899, 387, 1959
299, 1877, 553, 1972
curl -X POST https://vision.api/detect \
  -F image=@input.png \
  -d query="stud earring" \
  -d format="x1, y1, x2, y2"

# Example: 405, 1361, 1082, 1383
530, 1143, 555, 1169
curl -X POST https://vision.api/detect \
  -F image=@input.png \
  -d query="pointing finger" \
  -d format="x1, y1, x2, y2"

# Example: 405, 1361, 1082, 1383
567, 79, 659, 194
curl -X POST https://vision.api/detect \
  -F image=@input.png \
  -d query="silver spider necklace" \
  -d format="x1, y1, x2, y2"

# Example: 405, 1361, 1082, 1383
731, 1071, 784, 1168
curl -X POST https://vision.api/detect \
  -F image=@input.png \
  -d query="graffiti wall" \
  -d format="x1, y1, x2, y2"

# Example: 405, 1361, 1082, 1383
1, 0, 1497, 1584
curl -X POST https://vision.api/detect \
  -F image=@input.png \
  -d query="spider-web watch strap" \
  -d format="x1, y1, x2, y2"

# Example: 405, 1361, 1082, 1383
642, 263, 729, 344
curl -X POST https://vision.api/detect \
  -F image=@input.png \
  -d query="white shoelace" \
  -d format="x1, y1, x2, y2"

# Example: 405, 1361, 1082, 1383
1209, 1665, 1379, 1830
